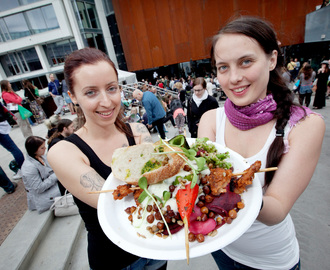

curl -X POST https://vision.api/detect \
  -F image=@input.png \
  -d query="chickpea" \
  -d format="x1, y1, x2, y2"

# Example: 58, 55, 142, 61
216, 217, 222, 225
196, 233, 205, 243
200, 206, 209, 214
146, 205, 153, 212
197, 201, 205, 208
203, 185, 210, 194
147, 214, 155, 223
201, 213, 208, 222
205, 195, 214, 203
208, 211, 215, 219
188, 232, 196, 242
225, 217, 232, 224
155, 211, 162, 220
157, 222, 164, 230
228, 209, 237, 219
237, 201, 245, 209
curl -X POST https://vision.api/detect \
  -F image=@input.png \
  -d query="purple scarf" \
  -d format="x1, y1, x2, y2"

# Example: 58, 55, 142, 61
224, 94, 317, 130
224, 94, 277, 130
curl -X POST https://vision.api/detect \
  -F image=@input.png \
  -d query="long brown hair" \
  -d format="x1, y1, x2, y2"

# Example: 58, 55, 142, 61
211, 16, 303, 187
64, 47, 131, 136
22, 79, 36, 91
302, 63, 313, 80
0, 80, 10, 92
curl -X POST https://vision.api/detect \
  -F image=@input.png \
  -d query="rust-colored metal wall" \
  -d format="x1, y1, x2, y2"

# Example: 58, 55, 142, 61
112, 0, 321, 71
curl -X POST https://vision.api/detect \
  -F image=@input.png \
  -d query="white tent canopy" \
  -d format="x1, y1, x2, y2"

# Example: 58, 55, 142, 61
13, 69, 137, 99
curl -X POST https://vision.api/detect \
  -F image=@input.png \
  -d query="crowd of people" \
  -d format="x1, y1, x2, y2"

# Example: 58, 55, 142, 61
0, 15, 329, 270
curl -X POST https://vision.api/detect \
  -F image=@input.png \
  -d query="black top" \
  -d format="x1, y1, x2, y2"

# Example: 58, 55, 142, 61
187, 95, 219, 138
24, 87, 36, 101
65, 125, 139, 269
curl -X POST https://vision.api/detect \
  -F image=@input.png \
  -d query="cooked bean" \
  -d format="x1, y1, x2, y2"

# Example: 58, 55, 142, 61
205, 195, 214, 203
146, 205, 153, 212
197, 201, 205, 208
188, 233, 196, 242
203, 185, 210, 194
237, 201, 245, 209
157, 222, 164, 230
155, 211, 162, 220
200, 206, 209, 214
147, 214, 155, 223
196, 234, 205, 243
208, 211, 215, 219
228, 209, 237, 219
169, 185, 175, 192
201, 213, 208, 222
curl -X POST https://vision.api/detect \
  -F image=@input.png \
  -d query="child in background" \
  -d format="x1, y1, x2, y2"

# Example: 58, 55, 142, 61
127, 107, 141, 123
170, 98, 186, 134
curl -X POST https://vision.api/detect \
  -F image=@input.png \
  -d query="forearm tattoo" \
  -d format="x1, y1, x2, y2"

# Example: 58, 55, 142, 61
80, 171, 104, 191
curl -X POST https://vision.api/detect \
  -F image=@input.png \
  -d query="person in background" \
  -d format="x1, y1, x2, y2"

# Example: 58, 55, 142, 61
44, 114, 61, 139
1, 80, 33, 139
0, 166, 17, 194
281, 66, 291, 88
48, 119, 74, 150
187, 77, 219, 138
61, 79, 76, 115
313, 60, 330, 109
47, 48, 166, 270
199, 16, 324, 270
298, 63, 315, 107
294, 58, 301, 79
170, 97, 186, 134
133, 89, 166, 139
48, 74, 64, 116
21, 136, 61, 214
22, 79, 46, 124
287, 58, 296, 81
0, 102, 24, 180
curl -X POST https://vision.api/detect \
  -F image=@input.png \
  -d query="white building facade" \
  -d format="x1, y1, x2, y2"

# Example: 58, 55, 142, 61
0, 0, 119, 91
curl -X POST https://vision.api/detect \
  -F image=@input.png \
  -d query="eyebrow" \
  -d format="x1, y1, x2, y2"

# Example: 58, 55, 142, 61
216, 53, 255, 66
81, 81, 118, 91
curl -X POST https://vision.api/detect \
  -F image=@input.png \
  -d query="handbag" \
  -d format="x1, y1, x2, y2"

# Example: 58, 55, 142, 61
49, 190, 79, 217
312, 79, 318, 92
27, 87, 44, 105
18, 105, 33, 120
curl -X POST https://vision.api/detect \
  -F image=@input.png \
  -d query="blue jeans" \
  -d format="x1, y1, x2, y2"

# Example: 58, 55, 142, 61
0, 133, 24, 169
0, 166, 15, 193
212, 250, 300, 270
122, 259, 167, 270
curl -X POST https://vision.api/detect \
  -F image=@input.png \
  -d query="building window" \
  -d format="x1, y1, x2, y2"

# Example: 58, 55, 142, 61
0, 47, 42, 76
82, 32, 105, 53
43, 39, 78, 66
75, 0, 101, 30
0, 4, 59, 42
0, 0, 42, 13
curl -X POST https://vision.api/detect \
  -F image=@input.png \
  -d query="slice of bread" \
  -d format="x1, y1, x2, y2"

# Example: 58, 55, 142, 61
111, 143, 186, 185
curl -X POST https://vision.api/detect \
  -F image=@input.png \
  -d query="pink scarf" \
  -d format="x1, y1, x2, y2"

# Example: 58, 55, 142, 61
224, 94, 317, 130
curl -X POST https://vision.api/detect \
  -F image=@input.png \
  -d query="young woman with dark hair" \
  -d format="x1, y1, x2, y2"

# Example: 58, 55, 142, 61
199, 16, 324, 269
21, 136, 60, 213
48, 48, 166, 270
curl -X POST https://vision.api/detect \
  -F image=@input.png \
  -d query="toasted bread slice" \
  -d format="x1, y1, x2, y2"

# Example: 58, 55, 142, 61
111, 143, 186, 185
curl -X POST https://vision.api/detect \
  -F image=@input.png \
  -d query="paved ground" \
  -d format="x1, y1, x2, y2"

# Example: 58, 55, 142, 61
0, 93, 329, 270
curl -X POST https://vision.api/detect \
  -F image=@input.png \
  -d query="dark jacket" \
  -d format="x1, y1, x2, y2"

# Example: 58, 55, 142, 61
187, 95, 219, 138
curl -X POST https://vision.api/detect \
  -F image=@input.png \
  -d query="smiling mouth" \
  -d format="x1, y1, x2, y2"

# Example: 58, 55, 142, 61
97, 110, 114, 116
232, 86, 248, 93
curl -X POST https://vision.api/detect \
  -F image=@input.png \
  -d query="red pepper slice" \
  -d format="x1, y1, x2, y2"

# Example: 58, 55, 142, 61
176, 183, 199, 227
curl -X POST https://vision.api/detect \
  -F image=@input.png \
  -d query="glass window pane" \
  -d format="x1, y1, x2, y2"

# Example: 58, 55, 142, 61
8, 54, 21, 74
84, 33, 96, 48
21, 48, 42, 71
77, 2, 91, 29
0, 19, 10, 41
17, 52, 29, 72
0, 54, 16, 76
86, 3, 100, 29
4, 13, 30, 40
0, 0, 20, 12
41, 5, 59, 30
43, 39, 78, 67
95, 33, 106, 53
25, 8, 48, 34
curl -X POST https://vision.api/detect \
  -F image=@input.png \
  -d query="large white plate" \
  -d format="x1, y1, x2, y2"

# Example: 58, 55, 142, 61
98, 138, 262, 260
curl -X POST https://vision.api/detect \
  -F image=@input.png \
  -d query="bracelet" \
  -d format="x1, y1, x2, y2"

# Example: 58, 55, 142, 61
260, 199, 264, 211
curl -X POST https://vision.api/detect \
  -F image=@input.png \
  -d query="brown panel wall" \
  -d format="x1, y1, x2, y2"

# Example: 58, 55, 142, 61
112, 0, 320, 71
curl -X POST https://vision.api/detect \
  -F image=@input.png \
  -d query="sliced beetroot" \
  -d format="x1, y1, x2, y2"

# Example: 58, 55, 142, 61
189, 218, 217, 235
163, 222, 183, 235
190, 205, 202, 221
206, 184, 241, 213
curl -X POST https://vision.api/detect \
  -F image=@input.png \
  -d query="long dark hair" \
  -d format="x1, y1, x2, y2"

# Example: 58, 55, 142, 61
302, 63, 313, 80
211, 16, 301, 187
48, 119, 73, 145
25, 136, 45, 159
64, 47, 131, 136
22, 79, 35, 91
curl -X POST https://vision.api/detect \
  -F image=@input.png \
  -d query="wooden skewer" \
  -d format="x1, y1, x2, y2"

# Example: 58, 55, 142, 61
232, 167, 278, 177
87, 187, 140, 194
183, 216, 190, 265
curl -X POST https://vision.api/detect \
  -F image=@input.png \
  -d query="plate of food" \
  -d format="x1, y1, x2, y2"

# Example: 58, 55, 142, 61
98, 137, 263, 261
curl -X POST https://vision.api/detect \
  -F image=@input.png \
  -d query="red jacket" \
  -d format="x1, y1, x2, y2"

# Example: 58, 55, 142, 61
2, 91, 23, 105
